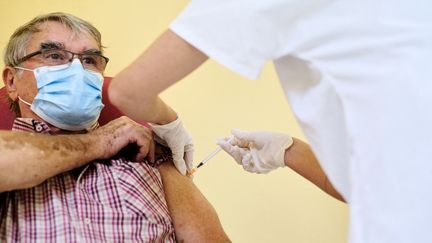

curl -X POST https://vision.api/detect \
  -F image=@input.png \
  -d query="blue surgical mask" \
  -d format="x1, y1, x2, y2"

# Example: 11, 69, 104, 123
15, 59, 105, 131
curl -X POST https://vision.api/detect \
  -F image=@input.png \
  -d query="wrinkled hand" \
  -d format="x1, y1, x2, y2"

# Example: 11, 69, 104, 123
151, 117, 193, 175
92, 116, 155, 162
217, 129, 293, 174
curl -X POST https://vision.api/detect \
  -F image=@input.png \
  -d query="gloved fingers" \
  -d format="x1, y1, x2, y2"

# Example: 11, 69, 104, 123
239, 148, 273, 174
217, 137, 242, 151
150, 116, 181, 132
172, 149, 187, 175
153, 133, 167, 146
241, 153, 255, 172
231, 129, 255, 148
184, 143, 194, 153
216, 139, 237, 163
184, 145, 194, 172
240, 153, 271, 174
216, 138, 230, 148
231, 146, 249, 166
173, 159, 187, 175
231, 128, 254, 141
219, 139, 271, 174
217, 139, 247, 165
253, 147, 281, 173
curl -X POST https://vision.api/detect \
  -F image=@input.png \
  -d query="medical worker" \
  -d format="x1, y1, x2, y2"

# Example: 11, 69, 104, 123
109, 1, 432, 242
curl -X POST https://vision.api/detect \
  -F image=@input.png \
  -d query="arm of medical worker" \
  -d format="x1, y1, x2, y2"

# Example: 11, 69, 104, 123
0, 116, 154, 192
109, 30, 206, 175
158, 162, 231, 242
109, 30, 207, 124
218, 130, 344, 202
286, 138, 344, 202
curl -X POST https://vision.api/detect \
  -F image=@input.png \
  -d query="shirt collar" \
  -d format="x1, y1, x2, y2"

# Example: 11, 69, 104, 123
12, 118, 52, 134
12, 118, 100, 134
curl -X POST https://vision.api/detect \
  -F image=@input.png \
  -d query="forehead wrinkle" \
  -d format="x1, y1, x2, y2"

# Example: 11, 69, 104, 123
67, 31, 100, 53
36, 24, 100, 53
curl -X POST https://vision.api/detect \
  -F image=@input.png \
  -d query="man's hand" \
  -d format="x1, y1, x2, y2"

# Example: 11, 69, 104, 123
92, 116, 155, 162
217, 129, 293, 174
151, 116, 194, 175
0, 117, 154, 192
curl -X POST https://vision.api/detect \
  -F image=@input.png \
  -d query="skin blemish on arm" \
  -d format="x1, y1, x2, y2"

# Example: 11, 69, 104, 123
2, 130, 92, 166
52, 142, 60, 150
0, 130, 99, 191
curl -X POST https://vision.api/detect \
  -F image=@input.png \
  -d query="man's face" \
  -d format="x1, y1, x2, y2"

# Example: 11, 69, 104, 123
2, 21, 101, 132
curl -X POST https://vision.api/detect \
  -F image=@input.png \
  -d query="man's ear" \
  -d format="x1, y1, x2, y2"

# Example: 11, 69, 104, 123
2, 67, 18, 101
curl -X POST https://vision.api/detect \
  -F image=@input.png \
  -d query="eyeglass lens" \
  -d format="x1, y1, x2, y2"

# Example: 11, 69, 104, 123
40, 49, 107, 71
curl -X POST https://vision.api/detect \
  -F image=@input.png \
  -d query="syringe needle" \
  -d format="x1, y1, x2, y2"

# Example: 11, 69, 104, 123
195, 137, 233, 170
196, 147, 223, 168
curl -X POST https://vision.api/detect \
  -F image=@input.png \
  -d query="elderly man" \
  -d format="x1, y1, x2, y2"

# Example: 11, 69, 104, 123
0, 12, 229, 242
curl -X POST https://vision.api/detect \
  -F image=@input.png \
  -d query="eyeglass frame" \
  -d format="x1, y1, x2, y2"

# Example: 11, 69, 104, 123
15, 48, 110, 72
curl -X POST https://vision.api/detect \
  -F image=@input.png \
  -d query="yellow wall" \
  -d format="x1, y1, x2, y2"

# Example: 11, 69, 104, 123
0, 1, 348, 242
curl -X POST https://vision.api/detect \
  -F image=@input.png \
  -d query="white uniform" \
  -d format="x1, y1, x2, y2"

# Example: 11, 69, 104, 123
171, 0, 432, 242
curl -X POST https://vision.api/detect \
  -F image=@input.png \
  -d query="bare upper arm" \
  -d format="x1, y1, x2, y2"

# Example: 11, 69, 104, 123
158, 163, 231, 243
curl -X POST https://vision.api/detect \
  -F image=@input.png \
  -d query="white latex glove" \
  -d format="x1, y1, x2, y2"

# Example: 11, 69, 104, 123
151, 117, 194, 175
217, 129, 293, 174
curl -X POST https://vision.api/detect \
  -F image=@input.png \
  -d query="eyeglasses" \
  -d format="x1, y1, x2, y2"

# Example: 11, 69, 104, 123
17, 49, 109, 72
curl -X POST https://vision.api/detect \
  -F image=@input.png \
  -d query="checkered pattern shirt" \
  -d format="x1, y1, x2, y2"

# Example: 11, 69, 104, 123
0, 118, 176, 242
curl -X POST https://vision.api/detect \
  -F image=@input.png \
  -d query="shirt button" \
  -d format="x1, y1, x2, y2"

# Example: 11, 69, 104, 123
84, 218, 91, 225
35, 124, 43, 132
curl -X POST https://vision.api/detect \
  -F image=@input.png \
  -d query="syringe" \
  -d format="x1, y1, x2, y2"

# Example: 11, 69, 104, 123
196, 146, 223, 168
194, 137, 234, 170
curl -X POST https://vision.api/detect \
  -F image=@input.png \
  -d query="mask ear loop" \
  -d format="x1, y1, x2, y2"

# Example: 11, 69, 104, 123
14, 66, 35, 107
14, 66, 33, 72
18, 96, 32, 106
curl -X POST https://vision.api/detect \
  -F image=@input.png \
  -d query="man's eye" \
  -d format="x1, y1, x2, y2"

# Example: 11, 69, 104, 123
82, 56, 97, 65
44, 51, 65, 61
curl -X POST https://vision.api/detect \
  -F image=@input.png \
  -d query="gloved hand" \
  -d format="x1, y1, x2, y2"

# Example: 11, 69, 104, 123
151, 117, 194, 175
217, 129, 293, 174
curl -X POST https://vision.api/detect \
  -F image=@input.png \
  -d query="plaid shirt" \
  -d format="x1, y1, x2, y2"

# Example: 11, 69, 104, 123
0, 118, 176, 242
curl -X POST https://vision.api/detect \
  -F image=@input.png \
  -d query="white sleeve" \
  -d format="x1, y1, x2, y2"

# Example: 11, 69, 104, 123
170, 0, 326, 79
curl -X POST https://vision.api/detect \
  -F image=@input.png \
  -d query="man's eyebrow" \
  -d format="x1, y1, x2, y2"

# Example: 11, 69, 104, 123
82, 49, 102, 55
40, 41, 65, 50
